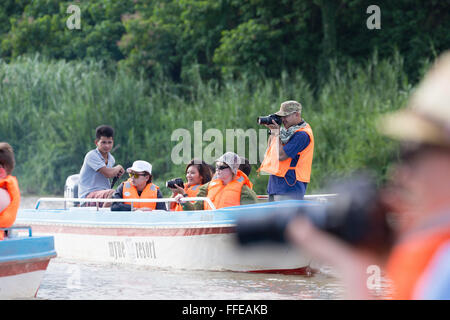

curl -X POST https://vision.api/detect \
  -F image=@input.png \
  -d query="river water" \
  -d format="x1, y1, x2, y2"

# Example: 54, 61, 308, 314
20, 196, 345, 300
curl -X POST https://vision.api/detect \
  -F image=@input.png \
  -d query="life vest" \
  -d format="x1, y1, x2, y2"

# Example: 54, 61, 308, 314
236, 169, 253, 189
386, 217, 450, 299
0, 175, 20, 240
203, 174, 251, 210
122, 179, 159, 210
172, 184, 201, 211
258, 123, 314, 183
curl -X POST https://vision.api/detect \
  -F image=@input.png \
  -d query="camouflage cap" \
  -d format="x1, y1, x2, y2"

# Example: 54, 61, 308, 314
274, 100, 303, 117
381, 51, 450, 147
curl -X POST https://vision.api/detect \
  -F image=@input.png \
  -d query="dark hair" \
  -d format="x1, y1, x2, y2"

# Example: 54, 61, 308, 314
0, 142, 15, 175
95, 125, 114, 139
185, 159, 212, 185
238, 157, 251, 176
208, 163, 216, 175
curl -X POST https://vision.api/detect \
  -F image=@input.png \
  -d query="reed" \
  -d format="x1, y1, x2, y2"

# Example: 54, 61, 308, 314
0, 53, 411, 196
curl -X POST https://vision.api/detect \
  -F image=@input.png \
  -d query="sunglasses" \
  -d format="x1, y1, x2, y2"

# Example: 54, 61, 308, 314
129, 172, 147, 179
216, 164, 230, 171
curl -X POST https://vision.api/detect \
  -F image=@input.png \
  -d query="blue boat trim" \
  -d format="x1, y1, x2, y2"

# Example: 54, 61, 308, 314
0, 236, 57, 264
17, 200, 322, 228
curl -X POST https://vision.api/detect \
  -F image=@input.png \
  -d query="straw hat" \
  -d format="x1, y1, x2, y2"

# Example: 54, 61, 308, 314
381, 51, 450, 147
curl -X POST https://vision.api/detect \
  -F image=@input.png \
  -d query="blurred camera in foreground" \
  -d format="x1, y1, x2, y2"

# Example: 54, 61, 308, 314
236, 172, 393, 252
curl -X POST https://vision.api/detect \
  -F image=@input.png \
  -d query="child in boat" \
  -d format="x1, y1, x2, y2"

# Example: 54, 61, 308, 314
168, 159, 213, 211
111, 160, 166, 211
174, 152, 257, 210
78, 125, 125, 207
0, 142, 20, 239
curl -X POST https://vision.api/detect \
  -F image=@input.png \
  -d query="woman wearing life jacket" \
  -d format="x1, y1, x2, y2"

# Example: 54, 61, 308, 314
0, 142, 20, 240
174, 152, 257, 210
111, 160, 166, 211
168, 159, 213, 211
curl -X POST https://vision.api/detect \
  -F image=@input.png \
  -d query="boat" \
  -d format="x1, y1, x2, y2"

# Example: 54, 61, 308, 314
15, 194, 334, 276
0, 226, 56, 299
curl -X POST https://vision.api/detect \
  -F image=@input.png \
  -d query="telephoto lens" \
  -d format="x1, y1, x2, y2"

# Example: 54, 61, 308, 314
235, 172, 393, 250
257, 114, 282, 126
166, 178, 185, 189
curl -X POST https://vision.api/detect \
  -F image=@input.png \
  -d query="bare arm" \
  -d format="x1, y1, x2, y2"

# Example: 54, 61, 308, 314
98, 165, 124, 179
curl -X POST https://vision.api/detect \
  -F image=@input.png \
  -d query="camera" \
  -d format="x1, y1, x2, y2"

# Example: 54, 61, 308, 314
236, 172, 393, 252
166, 178, 185, 189
257, 114, 282, 126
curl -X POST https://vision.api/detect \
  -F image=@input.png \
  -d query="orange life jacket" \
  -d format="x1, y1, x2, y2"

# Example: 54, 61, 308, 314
122, 179, 159, 210
258, 123, 314, 182
171, 184, 201, 211
203, 174, 252, 210
236, 169, 253, 189
0, 175, 20, 240
386, 218, 450, 299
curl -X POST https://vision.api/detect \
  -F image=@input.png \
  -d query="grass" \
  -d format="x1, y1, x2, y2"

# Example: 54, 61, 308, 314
0, 53, 412, 196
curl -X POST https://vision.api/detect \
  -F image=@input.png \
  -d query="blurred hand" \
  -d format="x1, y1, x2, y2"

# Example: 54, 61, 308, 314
286, 217, 381, 299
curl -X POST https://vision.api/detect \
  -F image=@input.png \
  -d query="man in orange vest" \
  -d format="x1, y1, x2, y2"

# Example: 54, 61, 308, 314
258, 100, 314, 201
0, 142, 20, 240
286, 51, 450, 299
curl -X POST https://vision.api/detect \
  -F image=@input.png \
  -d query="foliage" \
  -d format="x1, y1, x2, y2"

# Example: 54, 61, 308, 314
0, 54, 411, 196
0, 1, 448, 83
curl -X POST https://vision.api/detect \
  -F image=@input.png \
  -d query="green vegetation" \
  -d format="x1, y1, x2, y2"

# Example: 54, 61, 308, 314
1, 1, 448, 84
0, 1, 447, 196
0, 54, 411, 196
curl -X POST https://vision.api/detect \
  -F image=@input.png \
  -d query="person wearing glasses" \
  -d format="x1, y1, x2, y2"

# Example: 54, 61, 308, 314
174, 152, 257, 210
111, 160, 166, 211
78, 125, 125, 207
168, 159, 213, 211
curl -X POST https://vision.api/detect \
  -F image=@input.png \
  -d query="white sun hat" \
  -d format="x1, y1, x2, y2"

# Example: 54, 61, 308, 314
127, 160, 152, 175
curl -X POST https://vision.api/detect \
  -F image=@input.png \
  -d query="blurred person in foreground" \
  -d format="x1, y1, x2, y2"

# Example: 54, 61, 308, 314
287, 51, 450, 299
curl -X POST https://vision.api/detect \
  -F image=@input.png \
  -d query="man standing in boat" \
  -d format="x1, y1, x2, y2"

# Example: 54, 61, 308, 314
258, 101, 314, 201
78, 125, 125, 207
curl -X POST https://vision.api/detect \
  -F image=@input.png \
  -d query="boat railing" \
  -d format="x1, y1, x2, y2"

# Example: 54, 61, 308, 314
0, 226, 33, 237
34, 197, 217, 211
256, 194, 338, 203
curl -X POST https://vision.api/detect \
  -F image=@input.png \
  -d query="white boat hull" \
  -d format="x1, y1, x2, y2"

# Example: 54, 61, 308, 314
17, 200, 323, 275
